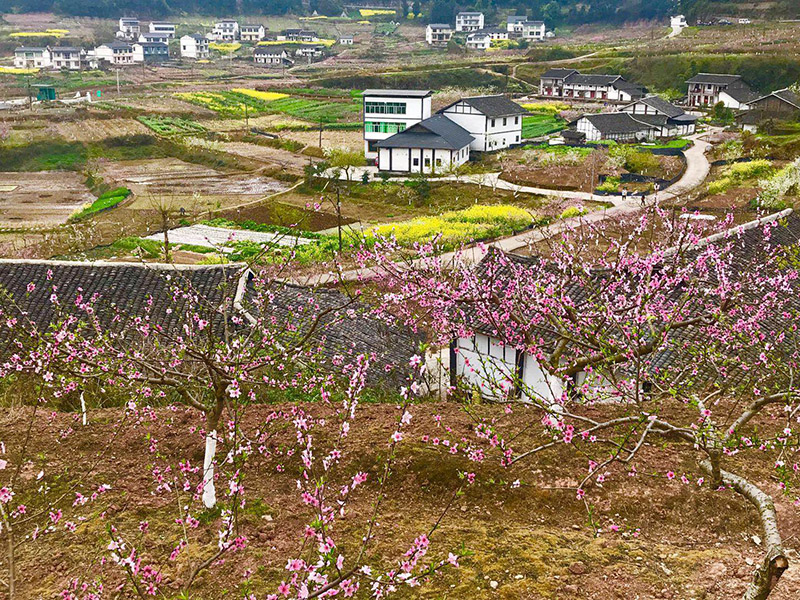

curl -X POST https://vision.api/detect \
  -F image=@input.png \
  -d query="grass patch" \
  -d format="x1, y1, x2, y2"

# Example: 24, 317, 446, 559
71, 187, 131, 220
707, 159, 773, 195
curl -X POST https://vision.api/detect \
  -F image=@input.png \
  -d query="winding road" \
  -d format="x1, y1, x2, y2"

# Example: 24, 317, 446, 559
299, 129, 714, 285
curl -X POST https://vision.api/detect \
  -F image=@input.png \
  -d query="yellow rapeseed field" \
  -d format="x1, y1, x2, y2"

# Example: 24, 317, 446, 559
231, 89, 289, 102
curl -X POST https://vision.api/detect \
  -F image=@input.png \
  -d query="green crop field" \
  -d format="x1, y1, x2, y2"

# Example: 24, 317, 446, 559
137, 116, 207, 136
522, 114, 567, 139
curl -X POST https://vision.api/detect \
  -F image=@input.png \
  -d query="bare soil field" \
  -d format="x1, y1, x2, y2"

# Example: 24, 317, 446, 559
54, 117, 150, 142
283, 128, 362, 152
0, 171, 92, 226
97, 158, 289, 209
215, 140, 315, 171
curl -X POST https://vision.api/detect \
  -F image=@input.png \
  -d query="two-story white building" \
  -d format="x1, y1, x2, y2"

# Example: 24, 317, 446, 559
539, 69, 647, 103
425, 23, 453, 45
520, 20, 546, 40
279, 29, 319, 42
438, 95, 528, 151
50, 46, 84, 70
507, 15, 527, 34
456, 12, 484, 32
117, 17, 140, 40
253, 46, 293, 67
180, 34, 209, 59
95, 42, 135, 65
14, 46, 51, 69
132, 41, 169, 63
148, 22, 176, 39
210, 20, 240, 42
362, 89, 433, 159
685, 73, 758, 109
375, 115, 473, 174
466, 32, 491, 50
240, 24, 266, 42
475, 27, 509, 41
139, 32, 170, 44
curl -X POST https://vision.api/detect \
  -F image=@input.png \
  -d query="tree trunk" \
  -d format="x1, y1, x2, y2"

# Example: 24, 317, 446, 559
700, 460, 788, 600
0, 503, 14, 599
201, 429, 217, 508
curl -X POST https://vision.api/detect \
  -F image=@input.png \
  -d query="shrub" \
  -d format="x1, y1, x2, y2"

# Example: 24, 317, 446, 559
560, 206, 587, 219
707, 177, 733, 195
597, 176, 621, 193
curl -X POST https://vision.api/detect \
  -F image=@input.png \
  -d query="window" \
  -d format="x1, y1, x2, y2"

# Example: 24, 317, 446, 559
424, 157, 431, 167
516, 135, 519, 142
503, 117, 507, 126
436, 158, 442, 166
365, 101, 407, 115
491, 118, 496, 127
365, 122, 407, 134
514, 116, 519, 124
413, 157, 419, 166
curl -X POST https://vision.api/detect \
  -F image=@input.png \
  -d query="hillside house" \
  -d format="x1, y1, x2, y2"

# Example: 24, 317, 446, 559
139, 32, 170, 44
253, 46, 293, 67
438, 95, 527, 151
738, 88, 800, 132
148, 22, 176, 38
117, 17, 140, 39
294, 44, 325, 60
520, 20, 546, 40
210, 20, 240, 42
133, 41, 169, 63
339, 35, 354, 45
180, 35, 209, 59
686, 73, 758, 109
539, 69, 647, 103
375, 115, 473, 174
95, 42, 134, 66
671, 14, 688, 29
50, 46, 84, 70
363, 89, 432, 159
475, 27, 509, 41
280, 29, 319, 42
572, 112, 659, 142
466, 32, 491, 50
14, 46, 51, 69
507, 15, 527, 33
619, 95, 698, 136
456, 12, 484, 32
425, 24, 453, 45
240, 24, 266, 42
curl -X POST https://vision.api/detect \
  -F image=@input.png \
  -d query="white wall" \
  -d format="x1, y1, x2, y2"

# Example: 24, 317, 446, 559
442, 102, 523, 151
363, 94, 431, 158
378, 145, 469, 173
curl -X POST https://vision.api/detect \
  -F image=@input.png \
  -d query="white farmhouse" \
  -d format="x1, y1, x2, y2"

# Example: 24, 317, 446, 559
425, 23, 453, 45
132, 41, 169, 63
362, 89, 432, 159
375, 115, 473, 174
572, 112, 659, 142
507, 15, 527, 34
619, 95, 698, 137
476, 27, 509, 41
148, 22, 176, 38
139, 32, 170, 44
14, 46, 51, 69
210, 20, 240, 41
438, 95, 527, 151
465, 32, 491, 50
49, 46, 84, 70
180, 34, 209, 59
253, 46, 293, 67
521, 20, 546, 40
339, 35, 354, 45
670, 14, 688, 29
456, 12, 484, 32
240, 24, 266, 42
539, 69, 647, 103
686, 73, 758, 109
95, 42, 135, 66
117, 17, 140, 39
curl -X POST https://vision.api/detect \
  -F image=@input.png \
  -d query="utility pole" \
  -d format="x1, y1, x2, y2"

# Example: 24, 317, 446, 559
116, 68, 121, 96
26, 77, 32, 110
319, 119, 323, 148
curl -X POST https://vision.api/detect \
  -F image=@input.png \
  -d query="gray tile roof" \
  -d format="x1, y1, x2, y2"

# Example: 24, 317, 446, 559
723, 82, 760, 104
540, 68, 579, 79
747, 88, 800, 110
376, 115, 474, 150
14, 46, 47, 52
439, 95, 529, 117
362, 89, 432, 98
581, 112, 658, 134
686, 73, 742, 85
428, 23, 452, 28
634, 95, 685, 118
565, 73, 621, 86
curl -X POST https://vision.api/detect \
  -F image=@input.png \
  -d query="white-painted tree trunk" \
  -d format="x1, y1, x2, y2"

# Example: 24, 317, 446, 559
202, 430, 217, 508
80, 391, 87, 426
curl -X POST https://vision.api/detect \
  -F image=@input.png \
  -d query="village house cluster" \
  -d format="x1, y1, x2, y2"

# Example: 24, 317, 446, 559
426, 12, 550, 49
362, 89, 528, 173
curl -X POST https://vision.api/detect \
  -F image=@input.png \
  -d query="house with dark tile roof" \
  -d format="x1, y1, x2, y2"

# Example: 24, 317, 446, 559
375, 115, 473, 173
0, 261, 420, 386
438, 95, 529, 151
737, 88, 800, 132
539, 69, 647, 103
571, 112, 660, 142
686, 73, 758, 109
619, 95, 698, 137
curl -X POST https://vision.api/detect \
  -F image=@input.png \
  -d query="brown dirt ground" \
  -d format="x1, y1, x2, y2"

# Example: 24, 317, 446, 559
0, 402, 798, 600
0, 170, 93, 226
